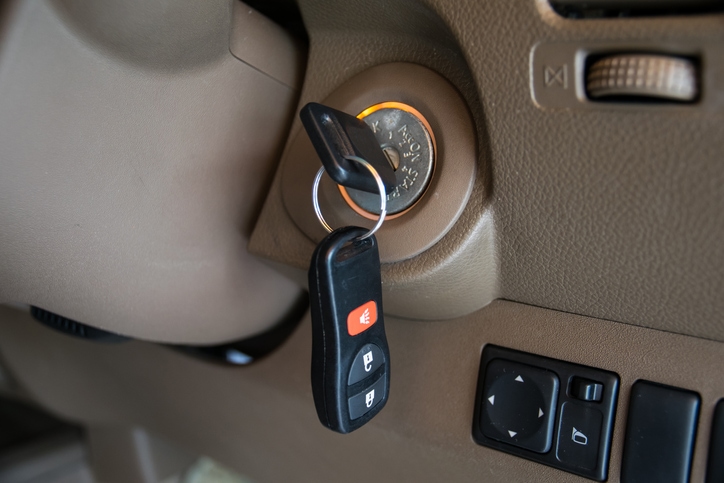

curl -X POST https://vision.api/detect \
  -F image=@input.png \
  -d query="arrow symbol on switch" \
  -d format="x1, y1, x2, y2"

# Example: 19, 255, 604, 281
538, 408, 544, 418
508, 430, 517, 437
488, 395, 495, 405
515, 376, 524, 383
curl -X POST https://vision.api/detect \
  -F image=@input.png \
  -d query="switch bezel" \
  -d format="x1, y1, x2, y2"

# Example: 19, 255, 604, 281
472, 345, 619, 481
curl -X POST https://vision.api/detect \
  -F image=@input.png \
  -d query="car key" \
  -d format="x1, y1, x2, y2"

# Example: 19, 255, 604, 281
302, 102, 392, 433
309, 226, 390, 434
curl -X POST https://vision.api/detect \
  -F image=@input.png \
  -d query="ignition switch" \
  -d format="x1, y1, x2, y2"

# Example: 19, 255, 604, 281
339, 102, 435, 219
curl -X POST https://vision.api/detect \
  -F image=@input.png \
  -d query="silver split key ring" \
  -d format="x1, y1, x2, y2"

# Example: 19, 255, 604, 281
312, 155, 387, 241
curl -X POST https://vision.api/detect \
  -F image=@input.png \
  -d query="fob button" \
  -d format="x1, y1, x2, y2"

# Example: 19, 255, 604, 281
347, 300, 378, 336
348, 374, 387, 420
348, 344, 385, 385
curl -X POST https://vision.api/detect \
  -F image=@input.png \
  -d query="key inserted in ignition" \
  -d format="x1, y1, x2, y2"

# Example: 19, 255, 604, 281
301, 102, 392, 434
340, 102, 436, 219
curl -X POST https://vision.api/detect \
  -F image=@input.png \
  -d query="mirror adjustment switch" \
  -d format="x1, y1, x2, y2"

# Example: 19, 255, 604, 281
473, 346, 619, 481
348, 344, 385, 385
480, 360, 559, 453
571, 377, 603, 402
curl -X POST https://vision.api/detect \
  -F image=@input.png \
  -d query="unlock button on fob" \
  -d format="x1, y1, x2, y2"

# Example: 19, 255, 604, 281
348, 344, 385, 385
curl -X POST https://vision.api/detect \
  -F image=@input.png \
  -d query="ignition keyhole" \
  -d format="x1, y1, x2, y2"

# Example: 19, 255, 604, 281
382, 146, 401, 171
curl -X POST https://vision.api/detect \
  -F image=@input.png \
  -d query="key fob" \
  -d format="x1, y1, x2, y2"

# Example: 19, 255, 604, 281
309, 226, 390, 434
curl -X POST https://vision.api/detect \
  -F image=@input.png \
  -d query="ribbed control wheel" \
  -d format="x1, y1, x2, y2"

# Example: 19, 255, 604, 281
587, 54, 697, 101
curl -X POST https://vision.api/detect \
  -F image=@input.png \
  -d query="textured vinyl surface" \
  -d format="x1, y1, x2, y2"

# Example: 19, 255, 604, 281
250, 0, 724, 340
0, 0, 304, 343
2, 301, 724, 483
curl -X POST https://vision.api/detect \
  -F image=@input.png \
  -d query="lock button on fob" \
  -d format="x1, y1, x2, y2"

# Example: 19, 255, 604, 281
349, 374, 387, 420
348, 344, 385, 385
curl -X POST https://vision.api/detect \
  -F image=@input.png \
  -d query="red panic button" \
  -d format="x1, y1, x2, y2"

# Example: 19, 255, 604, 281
347, 301, 378, 336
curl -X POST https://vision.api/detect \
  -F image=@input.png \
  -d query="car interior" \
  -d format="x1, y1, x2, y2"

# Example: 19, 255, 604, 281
0, 0, 723, 482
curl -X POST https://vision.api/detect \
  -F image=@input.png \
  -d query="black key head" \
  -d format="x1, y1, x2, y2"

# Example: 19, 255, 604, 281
300, 102, 396, 194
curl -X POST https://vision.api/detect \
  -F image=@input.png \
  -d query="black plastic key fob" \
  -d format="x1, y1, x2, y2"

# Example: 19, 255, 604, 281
309, 226, 390, 434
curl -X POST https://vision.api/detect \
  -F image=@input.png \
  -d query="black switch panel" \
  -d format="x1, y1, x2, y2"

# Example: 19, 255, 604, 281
472, 345, 619, 481
621, 381, 700, 483
706, 399, 724, 483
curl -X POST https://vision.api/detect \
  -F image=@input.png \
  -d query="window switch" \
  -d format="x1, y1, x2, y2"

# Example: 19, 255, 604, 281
571, 377, 603, 402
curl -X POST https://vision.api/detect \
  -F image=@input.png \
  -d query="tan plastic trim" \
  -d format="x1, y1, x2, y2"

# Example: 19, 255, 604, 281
0, 0, 305, 343
249, 0, 724, 338
3, 301, 724, 483
229, 1, 306, 89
